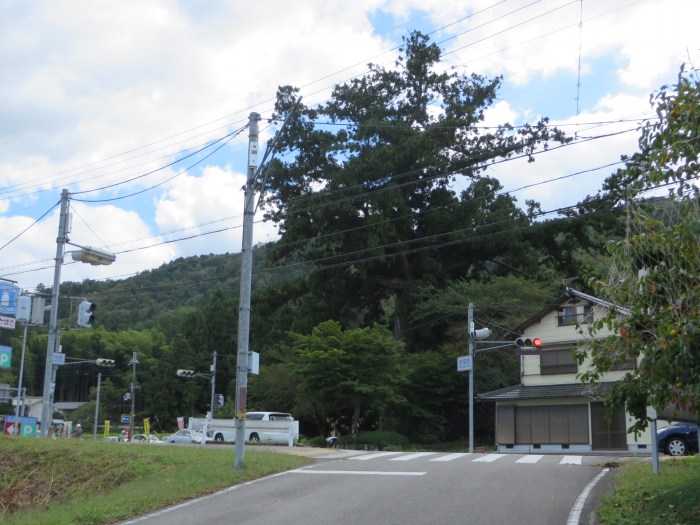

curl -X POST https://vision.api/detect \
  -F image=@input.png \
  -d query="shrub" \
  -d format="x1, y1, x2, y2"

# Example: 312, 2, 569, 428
307, 436, 329, 448
342, 431, 409, 451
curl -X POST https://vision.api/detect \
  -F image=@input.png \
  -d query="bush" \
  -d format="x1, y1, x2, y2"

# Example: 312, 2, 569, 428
306, 436, 329, 448
341, 431, 409, 451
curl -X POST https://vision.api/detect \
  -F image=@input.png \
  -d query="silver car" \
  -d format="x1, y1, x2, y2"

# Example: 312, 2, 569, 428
166, 429, 203, 444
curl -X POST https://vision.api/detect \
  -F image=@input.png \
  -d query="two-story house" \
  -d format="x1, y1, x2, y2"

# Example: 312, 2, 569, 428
478, 288, 653, 453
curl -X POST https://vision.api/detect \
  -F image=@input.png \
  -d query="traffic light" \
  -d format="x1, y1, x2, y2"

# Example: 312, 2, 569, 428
77, 300, 96, 327
95, 358, 116, 367
176, 369, 197, 378
216, 394, 225, 407
515, 337, 543, 355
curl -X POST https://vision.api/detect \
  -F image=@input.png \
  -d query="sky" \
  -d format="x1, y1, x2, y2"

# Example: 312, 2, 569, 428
0, 0, 698, 291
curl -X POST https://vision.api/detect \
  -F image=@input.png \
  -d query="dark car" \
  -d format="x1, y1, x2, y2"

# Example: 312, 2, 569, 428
656, 422, 698, 456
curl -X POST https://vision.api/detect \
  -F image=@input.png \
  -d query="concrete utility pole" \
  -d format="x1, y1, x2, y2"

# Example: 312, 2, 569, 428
40, 189, 70, 437
468, 303, 475, 454
234, 112, 260, 469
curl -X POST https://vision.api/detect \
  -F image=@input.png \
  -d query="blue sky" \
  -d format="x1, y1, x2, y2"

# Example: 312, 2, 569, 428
0, 0, 697, 290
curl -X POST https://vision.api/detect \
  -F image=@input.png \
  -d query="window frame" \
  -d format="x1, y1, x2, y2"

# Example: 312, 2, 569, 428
540, 348, 578, 375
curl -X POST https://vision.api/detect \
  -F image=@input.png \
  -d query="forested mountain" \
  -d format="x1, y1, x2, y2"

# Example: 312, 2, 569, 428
0, 31, 648, 443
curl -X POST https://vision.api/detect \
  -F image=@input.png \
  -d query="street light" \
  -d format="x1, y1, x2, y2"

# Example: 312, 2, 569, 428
39, 189, 116, 438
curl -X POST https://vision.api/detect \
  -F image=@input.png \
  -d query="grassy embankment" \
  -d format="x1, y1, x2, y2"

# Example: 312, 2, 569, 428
597, 455, 700, 525
3, 436, 700, 525
0, 436, 310, 525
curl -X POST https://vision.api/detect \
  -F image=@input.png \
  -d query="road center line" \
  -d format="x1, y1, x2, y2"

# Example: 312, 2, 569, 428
291, 470, 426, 476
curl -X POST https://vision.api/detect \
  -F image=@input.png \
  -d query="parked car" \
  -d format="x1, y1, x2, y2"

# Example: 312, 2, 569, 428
657, 422, 698, 456
166, 429, 203, 444
131, 434, 163, 444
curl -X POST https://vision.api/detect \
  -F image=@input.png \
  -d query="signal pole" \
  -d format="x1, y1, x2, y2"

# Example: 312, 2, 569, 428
234, 112, 259, 468
209, 351, 217, 418
468, 303, 475, 454
129, 352, 138, 439
40, 189, 70, 437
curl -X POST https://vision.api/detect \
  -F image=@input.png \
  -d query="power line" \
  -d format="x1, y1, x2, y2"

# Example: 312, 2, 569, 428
2, 0, 615, 204
0, 127, 633, 279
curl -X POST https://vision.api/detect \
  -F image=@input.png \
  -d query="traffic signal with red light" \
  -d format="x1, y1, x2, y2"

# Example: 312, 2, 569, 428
515, 337, 543, 355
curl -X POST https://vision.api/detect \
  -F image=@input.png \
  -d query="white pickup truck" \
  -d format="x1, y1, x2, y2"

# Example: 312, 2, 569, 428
188, 412, 299, 445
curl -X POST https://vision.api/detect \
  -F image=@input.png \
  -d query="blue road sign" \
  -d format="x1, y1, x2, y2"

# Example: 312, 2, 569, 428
0, 283, 20, 316
457, 355, 472, 372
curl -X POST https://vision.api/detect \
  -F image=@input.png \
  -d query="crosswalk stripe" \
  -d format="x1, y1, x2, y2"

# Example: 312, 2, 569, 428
430, 453, 471, 462
560, 455, 582, 465
390, 452, 436, 461
472, 453, 506, 463
351, 452, 403, 461
515, 454, 543, 464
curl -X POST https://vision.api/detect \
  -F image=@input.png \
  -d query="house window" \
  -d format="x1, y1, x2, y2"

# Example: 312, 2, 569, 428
540, 348, 578, 375
611, 358, 636, 371
557, 304, 593, 326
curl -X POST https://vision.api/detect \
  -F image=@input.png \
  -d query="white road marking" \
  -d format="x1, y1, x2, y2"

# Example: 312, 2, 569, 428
560, 455, 583, 465
515, 454, 544, 464
429, 453, 471, 462
351, 451, 403, 461
292, 470, 426, 476
472, 453, 506, 462
566, 468, 609, 525
390, 452, 436, 461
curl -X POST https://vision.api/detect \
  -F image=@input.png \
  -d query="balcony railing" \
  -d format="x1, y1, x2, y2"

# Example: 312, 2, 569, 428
556, 312, 594, 326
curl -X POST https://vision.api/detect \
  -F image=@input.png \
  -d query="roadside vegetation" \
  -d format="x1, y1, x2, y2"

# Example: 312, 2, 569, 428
0, 437, 310, 525
597, 456, 700, 525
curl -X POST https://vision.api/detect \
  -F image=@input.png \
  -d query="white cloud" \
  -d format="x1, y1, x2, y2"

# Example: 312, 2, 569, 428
0, 0, 697, 289
155, 164, 278, 253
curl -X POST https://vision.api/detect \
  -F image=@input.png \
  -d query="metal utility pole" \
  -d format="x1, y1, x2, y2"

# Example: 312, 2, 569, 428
468, 303, 475, 454
93, 372, 102, 440
40, 189, 70, 437
129, 351, 138, 438
14, 322, 29, 429
209, 352, 217, 418
234, 112, 259, 469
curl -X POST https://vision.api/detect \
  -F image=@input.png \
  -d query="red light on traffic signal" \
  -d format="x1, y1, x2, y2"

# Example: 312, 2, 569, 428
532, 337, 542, 348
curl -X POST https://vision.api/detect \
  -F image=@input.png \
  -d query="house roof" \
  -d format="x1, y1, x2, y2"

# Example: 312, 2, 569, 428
478, 381, 616, 401
508, 294, 571, 337
508, 287, 628, 337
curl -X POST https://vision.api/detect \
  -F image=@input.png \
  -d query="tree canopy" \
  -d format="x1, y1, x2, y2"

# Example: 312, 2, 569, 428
575, 65, 700, 432
260, 32, 569, 344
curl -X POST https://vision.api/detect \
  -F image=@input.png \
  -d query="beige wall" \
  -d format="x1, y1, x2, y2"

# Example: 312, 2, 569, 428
519, 301, 628, 386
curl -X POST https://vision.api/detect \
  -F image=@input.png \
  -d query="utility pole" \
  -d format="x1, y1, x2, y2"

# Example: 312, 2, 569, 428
129, 351, 138, 438
209, 352, 217, 418
40, 189, 70, 437
14, 322, 29, 431
93, 372, 102, 440
234, 112, 259, 469
468, 303, 475, 454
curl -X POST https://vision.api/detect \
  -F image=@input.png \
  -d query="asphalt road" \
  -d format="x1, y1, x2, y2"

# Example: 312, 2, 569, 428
122, 450, 642, 525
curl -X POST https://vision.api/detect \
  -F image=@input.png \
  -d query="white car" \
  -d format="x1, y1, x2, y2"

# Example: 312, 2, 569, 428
131, 434, 163, 444
166, 429, 203, 444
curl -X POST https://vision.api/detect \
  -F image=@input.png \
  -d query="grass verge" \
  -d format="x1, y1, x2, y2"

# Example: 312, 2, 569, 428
0, 436, 310, 525
597, 455, 700, 525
